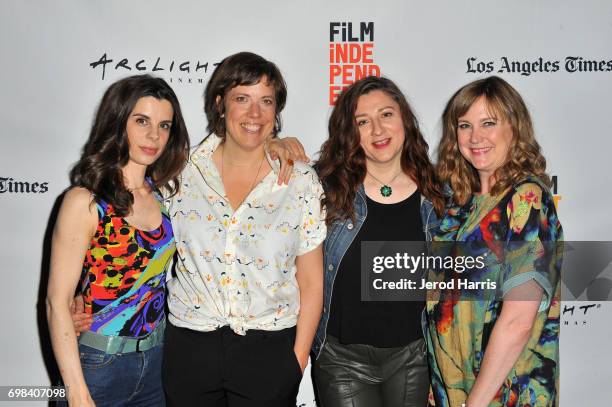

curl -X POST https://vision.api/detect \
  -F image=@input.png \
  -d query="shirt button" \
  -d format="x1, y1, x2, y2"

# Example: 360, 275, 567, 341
347, 222, 354, 230
327, 264, 334, 271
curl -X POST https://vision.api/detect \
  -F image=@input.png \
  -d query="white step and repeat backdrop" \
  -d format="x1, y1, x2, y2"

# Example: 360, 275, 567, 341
1, 1, 611, 405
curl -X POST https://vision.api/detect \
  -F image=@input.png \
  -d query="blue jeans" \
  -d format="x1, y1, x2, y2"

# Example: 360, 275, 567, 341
59, 342, 165, 407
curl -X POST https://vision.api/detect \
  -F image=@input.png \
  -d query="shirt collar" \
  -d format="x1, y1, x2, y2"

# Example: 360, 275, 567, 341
191, 134, 280, 175
189, 133, 281, 202
190, 134, 221, 168
189, 134, 224, 196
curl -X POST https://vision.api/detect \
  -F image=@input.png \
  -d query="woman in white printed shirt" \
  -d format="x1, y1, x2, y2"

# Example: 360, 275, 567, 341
162, 52, 326, 407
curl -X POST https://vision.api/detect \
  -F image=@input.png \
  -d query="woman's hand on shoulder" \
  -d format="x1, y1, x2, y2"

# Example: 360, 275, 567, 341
266, 137, 309, 185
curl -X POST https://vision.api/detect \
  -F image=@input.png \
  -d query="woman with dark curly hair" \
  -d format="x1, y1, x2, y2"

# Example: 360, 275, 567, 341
426, 76, 562, 407
311, 76, 445, 406
275, 75, 445, 406
46, 74, 190, 407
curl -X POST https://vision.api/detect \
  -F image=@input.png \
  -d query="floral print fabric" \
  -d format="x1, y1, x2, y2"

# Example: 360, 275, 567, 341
166, 135, 326, 335
426, 178, 563, 407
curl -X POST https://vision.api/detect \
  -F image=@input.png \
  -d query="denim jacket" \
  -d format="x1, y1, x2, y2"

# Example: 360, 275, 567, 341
311, 185, 441, 357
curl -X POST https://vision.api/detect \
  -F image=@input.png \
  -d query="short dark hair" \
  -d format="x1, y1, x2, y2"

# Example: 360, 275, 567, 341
70, 74, 190, 216
204, 52, 287, 139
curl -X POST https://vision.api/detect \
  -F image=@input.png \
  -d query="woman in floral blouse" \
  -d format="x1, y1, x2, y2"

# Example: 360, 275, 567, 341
162, 52, 326, 407
426, 76, 562, 407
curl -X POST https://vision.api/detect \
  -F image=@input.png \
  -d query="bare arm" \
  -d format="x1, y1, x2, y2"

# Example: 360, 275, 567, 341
293, 243, 323, 372
46, 188, 98, 406
466, 280, 543, 407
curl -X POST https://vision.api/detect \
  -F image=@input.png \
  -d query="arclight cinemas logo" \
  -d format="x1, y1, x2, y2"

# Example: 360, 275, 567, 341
0, 177, 48, 194
89, 53, 220, 85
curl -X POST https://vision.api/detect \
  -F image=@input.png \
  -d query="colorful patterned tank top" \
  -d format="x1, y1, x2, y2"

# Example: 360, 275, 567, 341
81, 191, 175, 338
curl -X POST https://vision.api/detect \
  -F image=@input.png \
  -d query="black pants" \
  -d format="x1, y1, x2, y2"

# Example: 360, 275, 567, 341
313, 336, 429, 407
162, 323, 303, 407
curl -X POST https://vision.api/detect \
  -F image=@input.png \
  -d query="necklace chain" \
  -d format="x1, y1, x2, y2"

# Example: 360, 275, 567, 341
221, 145, 265, 209
367, 170, 402, 197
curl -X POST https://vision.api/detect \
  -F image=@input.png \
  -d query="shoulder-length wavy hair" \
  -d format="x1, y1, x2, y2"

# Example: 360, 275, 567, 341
203, 51, 287, 140
315, 76, 445, 225
70, 74, 190, 216
437, 76, 550, 206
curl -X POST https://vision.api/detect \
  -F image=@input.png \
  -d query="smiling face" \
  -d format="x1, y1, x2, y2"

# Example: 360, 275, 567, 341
355, 90, 405, 168
125, 96, 173, 168
457, 96, 513, 183
221, 77, 276, 152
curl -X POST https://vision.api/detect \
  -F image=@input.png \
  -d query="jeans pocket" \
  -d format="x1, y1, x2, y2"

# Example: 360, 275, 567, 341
79, 344, 116, 369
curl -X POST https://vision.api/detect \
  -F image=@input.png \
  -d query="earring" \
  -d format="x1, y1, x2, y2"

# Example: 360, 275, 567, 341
220, 113, 225, 118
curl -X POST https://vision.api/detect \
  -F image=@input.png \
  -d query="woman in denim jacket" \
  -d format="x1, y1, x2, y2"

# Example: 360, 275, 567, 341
310, 76, 446, 407
277, 76, 445, 406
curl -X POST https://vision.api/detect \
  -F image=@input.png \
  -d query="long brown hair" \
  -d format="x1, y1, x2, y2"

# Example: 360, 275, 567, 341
315, 76, 445, 224
70, 74, 190, 216
437, 76, 550, 206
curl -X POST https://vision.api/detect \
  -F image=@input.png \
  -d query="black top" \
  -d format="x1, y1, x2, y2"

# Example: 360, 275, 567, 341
327, 191, 425, 347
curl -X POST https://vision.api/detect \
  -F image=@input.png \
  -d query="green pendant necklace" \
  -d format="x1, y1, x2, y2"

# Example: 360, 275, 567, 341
367, 170, 402, 197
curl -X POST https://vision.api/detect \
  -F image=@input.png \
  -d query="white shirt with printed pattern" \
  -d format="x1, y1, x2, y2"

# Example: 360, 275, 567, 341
166, 134, 326, 335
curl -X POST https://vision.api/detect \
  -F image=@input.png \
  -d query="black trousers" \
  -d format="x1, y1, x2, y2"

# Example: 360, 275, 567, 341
313, 336, 429, 407
162, 323, 303, 407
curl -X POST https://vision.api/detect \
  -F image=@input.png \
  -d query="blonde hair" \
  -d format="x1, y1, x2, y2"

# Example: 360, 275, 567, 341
437, 76, 550, 205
